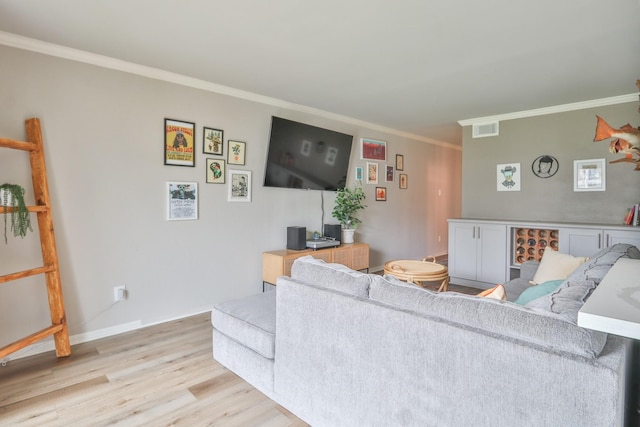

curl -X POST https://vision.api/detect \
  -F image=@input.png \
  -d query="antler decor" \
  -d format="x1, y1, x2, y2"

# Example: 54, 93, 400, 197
593, 80, 640, 171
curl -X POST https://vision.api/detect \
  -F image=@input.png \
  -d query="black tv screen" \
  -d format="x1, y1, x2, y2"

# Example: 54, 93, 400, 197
264, 117, 353, 191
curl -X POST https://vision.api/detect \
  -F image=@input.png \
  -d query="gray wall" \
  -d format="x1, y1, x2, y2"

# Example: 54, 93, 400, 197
0, 45, 461, 353
461, 102, 640, 223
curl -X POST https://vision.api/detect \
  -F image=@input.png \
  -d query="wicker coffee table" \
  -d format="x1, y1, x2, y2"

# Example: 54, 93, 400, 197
383, 257, 449, 292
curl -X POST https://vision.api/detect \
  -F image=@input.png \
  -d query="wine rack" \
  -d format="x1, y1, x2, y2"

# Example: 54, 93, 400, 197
513, 227, 559, 265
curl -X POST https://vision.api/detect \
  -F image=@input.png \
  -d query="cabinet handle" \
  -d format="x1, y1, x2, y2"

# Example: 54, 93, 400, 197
472, 226, 475, 239
598, 233, 602, 249
605, 234, 610, 247
477, 226, 480, 240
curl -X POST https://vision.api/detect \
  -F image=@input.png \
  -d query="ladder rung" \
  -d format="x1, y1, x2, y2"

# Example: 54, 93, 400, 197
0, 205, 48, 214
0, 265, 56, 284
0, 137, 38, 151
0, 323, 65, 359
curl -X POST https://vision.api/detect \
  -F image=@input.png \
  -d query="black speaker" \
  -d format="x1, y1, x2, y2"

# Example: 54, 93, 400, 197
287, 226, 307, 250
323, 224, 342, 241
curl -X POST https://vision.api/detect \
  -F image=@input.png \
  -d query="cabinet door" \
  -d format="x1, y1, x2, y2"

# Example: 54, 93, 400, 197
448, 222, 478, 280
559, 228, 602, 258
605, 229, 640, 249
476, 224, 507, 284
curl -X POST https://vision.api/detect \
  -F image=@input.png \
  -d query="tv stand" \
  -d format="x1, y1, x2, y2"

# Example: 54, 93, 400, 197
262, 243, 369, 287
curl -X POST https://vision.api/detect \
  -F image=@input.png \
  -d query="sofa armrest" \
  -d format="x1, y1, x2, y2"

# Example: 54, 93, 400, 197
519, 260, 540, 281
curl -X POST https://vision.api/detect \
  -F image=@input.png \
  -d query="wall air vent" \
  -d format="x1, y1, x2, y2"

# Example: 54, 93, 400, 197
472, 121, 499, 138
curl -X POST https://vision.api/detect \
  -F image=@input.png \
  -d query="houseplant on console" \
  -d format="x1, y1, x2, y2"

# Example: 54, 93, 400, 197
0, 183, 33, 244
332, 185, 366, 244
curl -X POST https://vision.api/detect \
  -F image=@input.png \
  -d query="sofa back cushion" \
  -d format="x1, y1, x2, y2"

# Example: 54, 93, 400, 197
369, 275, 607, 358
289, 255, 371, 298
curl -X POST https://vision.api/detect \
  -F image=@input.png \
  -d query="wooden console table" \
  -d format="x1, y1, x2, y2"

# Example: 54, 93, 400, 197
262, 243, 369, 285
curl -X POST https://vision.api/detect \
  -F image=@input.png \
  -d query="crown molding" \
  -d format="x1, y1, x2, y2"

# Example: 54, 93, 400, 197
458, 93, 638, 127
0, 31, 460, 151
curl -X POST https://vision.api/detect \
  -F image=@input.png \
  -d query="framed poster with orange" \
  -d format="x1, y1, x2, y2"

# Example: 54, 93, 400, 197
164, 118, 195, 167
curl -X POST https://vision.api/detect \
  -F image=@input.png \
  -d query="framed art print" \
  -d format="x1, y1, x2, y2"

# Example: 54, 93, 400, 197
386, 165, 394, 182
228, 169, 251, 202
396, 154, 404, 171
366, 162, 378, 184
206, 158, 225, 184
164, 119, 195, 167
228, 140, 246, 165
167, 181, 198, 220
203, 127, 223, 155
355, 166, 363, 181
497, 163, 521, 191
574, 159, 606, 192
376, 187, 387, 201
361, 138, 386, 161
399, 174, 408, 189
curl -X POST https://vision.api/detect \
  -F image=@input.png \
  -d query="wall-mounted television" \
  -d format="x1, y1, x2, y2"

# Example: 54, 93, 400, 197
263, 117, 353, 191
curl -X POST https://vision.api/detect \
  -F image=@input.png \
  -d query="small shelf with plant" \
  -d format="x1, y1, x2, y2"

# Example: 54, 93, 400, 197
332, 185, 366, 244
0, 183, 33, 244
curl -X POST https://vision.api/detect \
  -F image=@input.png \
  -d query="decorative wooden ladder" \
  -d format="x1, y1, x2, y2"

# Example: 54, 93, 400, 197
0, 118, 71, 359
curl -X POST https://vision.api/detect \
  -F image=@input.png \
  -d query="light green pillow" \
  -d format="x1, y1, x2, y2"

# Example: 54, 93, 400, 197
515, 279, 564, 305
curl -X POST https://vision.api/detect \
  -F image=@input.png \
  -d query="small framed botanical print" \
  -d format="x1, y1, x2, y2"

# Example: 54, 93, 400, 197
203, 127, 224, 155
228, 140, 246, 165
399, 174, 408, 189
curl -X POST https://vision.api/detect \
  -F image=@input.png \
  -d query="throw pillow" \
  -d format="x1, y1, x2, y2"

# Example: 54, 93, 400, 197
477, 284, 506, 300
530, 247, 587, 285
514, 279, 564, 305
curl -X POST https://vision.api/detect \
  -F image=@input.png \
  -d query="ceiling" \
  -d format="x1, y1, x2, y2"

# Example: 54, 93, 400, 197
0, 0, 639, 146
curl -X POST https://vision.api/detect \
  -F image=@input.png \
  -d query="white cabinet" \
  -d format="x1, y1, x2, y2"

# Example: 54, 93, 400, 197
448, 221, 507, 287
559, 228, 640, 258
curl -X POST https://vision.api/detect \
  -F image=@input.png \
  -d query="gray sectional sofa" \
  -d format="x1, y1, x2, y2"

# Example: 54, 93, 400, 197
212, 243, 640, 426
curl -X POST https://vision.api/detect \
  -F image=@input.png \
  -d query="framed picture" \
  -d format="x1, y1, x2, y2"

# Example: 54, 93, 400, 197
228, 169, 251, 202
355, 166, 363, 181
206, 158, 225, 184
167, 182, 198, 220
361, 138, 387, 161
386, 165, 394, 182
497, 163, 521, 192
164, 119, 195, 167
325, 146, 339, 166
574, 158, 606, 192
376, 187, 387, 201
366, 162, 378, 184
301, 139, 311, 157
396, 154, 404, 171
228, 140, 246, 165
203, 127, 223, 155
399, 174, 408, 189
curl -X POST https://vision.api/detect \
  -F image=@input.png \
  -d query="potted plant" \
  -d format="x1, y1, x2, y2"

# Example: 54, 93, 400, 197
331, 186, 366, 244
0, 183, 33, 244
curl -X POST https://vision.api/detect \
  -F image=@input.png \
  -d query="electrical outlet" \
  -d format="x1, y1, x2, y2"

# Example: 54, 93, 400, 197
113, 286, 126, 303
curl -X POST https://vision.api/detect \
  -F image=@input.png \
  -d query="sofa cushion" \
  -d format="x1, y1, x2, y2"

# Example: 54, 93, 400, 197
290, 255, 371, 298
369, 275, 607, 358
526, 279, 597, 322
531, 247, 587, 284
211, 291, 276, 359
514, 279, 564, 305
564, 243, 640, 285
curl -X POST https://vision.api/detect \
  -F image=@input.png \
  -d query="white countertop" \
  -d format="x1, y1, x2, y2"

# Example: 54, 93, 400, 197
578, 258, 640, 340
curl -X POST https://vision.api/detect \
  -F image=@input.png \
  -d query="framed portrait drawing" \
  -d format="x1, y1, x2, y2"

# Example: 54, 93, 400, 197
167, 181, 198, 220
203, 127, 224, 155
228, 169, 251, 202
386, 165, 394, 182
574, 159, 606, 192
497, 163, 521, 192
361, 138, 387, 161
376, 187, 387, 201
228, 140, 246, 165
399, 174, 408, 189
396, 154, 404, 171
164, 119, 195, 167
206, 158, 225, 184
366, 162, 378, 184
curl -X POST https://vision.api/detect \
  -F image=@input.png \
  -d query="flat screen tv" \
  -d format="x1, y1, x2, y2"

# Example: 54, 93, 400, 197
264, 117, 353, 191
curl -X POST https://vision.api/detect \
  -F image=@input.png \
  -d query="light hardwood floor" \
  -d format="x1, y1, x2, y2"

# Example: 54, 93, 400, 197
0, 313, 307, 427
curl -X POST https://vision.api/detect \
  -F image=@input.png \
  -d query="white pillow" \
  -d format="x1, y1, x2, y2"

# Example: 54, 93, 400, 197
530, 247, 587, 285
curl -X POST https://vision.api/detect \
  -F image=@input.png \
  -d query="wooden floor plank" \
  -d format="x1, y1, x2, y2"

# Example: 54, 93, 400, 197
0, 313, 308, 426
